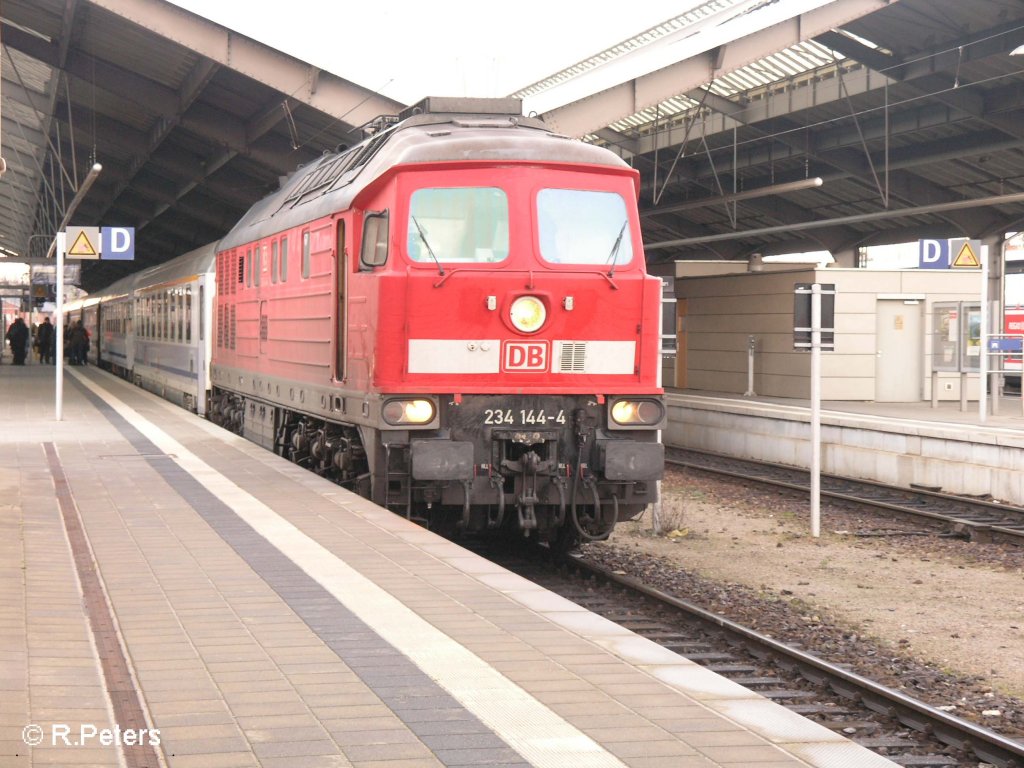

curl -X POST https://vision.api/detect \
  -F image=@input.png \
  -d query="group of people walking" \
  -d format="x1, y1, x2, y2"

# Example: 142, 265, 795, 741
3, 316, 88, 365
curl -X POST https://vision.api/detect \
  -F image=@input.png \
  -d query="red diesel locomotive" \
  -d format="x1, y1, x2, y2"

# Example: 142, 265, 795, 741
209, 97, 664, 547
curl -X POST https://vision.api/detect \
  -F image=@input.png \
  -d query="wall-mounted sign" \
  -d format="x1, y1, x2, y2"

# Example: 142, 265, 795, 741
918, 238, 982, 269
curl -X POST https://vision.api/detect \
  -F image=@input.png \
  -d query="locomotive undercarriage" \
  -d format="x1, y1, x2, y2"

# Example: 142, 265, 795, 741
209, 388, 661, 547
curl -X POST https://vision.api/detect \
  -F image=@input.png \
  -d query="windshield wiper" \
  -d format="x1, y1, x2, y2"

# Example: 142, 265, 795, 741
606, 220, 628, 278
411, 216, 444, 276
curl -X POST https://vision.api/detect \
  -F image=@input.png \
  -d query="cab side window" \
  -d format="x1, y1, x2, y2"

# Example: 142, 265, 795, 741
360, 211, 389, 268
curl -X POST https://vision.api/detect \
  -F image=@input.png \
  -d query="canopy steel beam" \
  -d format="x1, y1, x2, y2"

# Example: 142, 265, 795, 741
87, 0, 402, 132
645, 190, 1024, 249
539, 0, 894, 138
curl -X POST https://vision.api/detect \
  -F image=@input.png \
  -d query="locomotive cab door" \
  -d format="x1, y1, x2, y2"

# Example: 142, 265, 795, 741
334, 220, 347, 382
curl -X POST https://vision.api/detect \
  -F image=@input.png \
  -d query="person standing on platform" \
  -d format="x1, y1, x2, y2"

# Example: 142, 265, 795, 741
5, 317, 29, 365
36, 317, 54, 365
68, 320, 87, 365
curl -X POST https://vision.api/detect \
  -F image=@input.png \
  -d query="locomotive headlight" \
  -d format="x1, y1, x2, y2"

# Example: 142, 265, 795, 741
509, 296, 546, 333
610, 398, 665, 427
382, 398, 436, 425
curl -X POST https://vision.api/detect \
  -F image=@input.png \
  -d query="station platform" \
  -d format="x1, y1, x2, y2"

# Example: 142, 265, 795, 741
0, 361, 897, 767
665, 389, 1024, 505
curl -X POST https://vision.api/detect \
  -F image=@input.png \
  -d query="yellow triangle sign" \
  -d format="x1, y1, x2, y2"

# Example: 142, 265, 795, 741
68, 230, 98, 257
952, 241, 980, 268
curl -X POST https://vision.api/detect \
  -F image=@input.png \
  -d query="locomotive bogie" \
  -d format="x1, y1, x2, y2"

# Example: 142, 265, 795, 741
208, 375, 662, 543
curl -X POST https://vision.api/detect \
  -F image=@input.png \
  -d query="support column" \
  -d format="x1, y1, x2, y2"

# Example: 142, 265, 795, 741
829, 247, 859, 268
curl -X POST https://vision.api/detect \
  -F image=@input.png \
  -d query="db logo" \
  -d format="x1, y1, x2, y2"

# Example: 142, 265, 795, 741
503, 341, 548, 372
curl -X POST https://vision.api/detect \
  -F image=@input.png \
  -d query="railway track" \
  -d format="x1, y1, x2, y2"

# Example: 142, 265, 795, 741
489, 546, 1024, 768
666, 448, 1024, 544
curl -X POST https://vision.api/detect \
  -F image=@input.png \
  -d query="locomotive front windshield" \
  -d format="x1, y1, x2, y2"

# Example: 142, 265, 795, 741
407, 187, 509, 263
538, 189, 634, 266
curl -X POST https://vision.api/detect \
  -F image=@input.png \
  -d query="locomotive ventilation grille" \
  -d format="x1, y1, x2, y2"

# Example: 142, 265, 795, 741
558, 342, 587, 373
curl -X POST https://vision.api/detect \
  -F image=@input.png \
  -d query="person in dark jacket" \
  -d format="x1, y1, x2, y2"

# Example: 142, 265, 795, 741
68, 320, 87, 365
36, 317, 54, 364
5, 317, 29, 365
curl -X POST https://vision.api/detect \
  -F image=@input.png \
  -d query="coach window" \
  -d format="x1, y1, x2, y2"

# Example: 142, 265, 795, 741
185, 287, 193, 342
360, 211, 389, 268
246, 248, 252, 287
168, 291, 176, 341
178, 290, 185, 342
271, 241, 279, 284
254, 247, 262, 287
407, 188, 508, 263
280, 237, 288, 282
301, 231, 310, 278
537, 189, 633, 267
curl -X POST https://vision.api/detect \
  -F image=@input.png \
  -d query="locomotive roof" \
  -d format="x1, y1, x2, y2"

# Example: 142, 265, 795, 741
219, 109, 634, 251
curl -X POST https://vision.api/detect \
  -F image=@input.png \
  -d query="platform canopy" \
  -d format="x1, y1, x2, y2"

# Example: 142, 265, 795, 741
520, 0, 1024, 265
2, 0, 1024, 291
0, 0, 402, 290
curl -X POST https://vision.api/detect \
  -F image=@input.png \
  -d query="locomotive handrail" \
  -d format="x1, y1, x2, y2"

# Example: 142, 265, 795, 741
432, 267, 620, 290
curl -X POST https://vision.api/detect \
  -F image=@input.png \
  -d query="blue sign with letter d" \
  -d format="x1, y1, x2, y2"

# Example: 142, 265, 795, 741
918, 239, 949, 269
101, 227, 135, 260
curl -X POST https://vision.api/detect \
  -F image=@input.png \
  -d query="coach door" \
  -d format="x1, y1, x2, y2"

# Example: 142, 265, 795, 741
334, 220, 347, 382
876, 299, 923, 402
94, 304, 103, 362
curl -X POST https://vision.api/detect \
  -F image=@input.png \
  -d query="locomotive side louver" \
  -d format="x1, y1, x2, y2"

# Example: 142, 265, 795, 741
559, 342, 586, 372
553, 341, 636, 375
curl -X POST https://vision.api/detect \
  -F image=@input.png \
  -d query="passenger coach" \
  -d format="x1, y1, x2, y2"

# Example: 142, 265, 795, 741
66, 243, 216, 415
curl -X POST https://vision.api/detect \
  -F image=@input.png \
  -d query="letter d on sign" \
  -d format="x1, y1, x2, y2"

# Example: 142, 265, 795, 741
101, 226, 135, 261
918, 239, 948, 269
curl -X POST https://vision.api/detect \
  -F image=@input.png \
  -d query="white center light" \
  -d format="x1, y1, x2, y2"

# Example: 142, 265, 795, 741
509, 296, 546, 333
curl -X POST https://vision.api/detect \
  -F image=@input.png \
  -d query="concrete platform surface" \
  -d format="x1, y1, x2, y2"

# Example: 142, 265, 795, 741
0, 363, 898, 767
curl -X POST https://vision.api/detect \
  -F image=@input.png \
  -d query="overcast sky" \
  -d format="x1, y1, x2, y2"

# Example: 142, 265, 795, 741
166, 1, 689, 105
